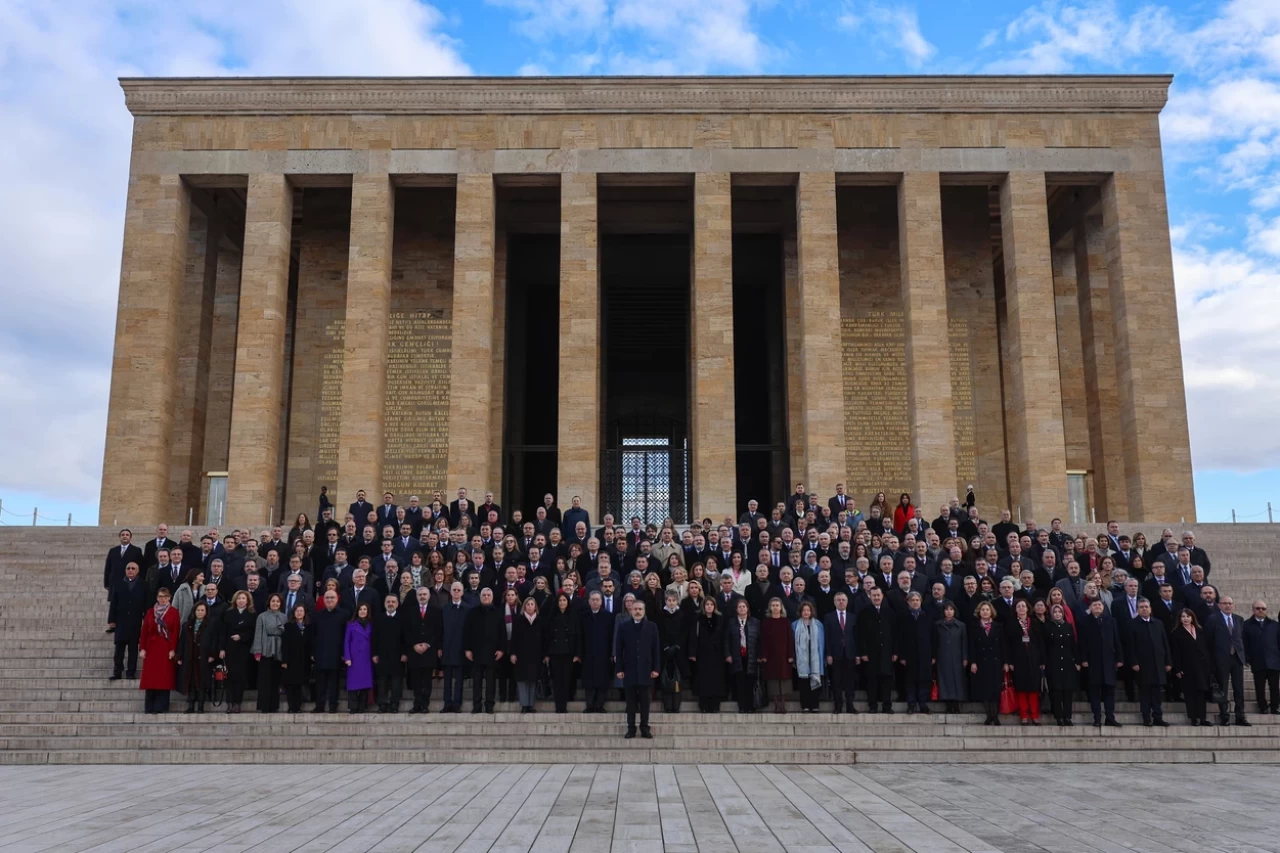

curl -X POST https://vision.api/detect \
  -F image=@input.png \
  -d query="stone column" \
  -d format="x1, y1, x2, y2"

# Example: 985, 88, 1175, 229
1102, 172, 1195, 521
225, 174, 294, 525
1074, 214, 1129, 520
691, 172, 737, 519
99, 174, 191, 524
795, 171, 845, 501
445, 173, 496, 496
558, 172, 601, 517
337, 174, 395, 501
898, 172, 957, 508
998, 172, 1068, 523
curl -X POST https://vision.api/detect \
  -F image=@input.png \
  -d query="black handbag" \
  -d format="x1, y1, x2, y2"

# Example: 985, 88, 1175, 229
752, 670, 767, 710
535, 662, 553, 699
1211, 678, 1226, 705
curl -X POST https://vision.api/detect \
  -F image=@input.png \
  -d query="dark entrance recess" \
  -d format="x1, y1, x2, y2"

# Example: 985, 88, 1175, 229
502, 232, 559, 518
601, 225, 692, 524
732, 185, 792, 511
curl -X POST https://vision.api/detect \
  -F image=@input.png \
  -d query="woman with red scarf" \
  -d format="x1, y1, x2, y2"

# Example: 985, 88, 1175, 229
1005, 598, 1046, 725
139, 586, 181, 714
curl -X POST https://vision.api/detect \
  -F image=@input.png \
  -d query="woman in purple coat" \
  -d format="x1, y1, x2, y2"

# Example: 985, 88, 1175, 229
344, 603, 375, 713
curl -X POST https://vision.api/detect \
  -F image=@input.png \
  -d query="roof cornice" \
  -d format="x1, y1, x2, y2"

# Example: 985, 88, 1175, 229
119, 75, 1173, 117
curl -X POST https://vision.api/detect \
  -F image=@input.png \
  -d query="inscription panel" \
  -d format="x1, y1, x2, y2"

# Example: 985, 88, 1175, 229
382, 311, 452, 495
841, 312, 911, 498
318, 319, 344, 489
948, 317, 977, 485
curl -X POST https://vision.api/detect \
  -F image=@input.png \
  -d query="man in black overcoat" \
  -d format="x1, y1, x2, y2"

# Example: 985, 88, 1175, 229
103, 529, 144, 632
1079, 598, 1124, 727
373, 594, 407, 712
857, 588, 896, 713
896, 592, 934, 713
615, 600, 661, 738
108, 562, 146, 678
580, 591, 615, 712
404, 587, 443, 713
311, 590, 348, 713
1242, 600, 1280, 714
1125, 599, 1172, 726
464, 587, 506, 713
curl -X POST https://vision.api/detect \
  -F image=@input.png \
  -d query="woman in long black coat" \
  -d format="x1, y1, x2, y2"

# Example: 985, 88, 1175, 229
217, 590, 256, 714
545, 593, 582, 713
721, 599, 761, 713
1004, 599, 1045, 725
509, 598, 546, 712
1170, 608, 1213, 726
656, 591, 690, 711
1043, 604, 1080, 726
688, 597, 726, 712
968, 601, 1005, 725
280, 603, 313, 713
175, 601, 216, 713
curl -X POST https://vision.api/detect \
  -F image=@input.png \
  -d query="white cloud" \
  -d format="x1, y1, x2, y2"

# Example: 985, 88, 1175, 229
0, 0, 468, 510
866, 5, 936, 67
492, 0, 773, 74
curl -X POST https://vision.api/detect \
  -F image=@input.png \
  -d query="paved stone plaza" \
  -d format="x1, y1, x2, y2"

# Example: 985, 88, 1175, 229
0, 764, 1274, 853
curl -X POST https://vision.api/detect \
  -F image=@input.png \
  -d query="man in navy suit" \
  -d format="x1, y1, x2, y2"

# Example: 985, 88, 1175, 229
615, 600, 661, 739
823, 592, 858, 713
1206, 596, 1250, 726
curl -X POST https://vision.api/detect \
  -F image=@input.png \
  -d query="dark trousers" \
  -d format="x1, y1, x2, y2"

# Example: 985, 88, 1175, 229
226, 680, 246, 705
625, 684, 651, 732
113, 641, 138, 677
550, 658, 575, 712
1118, 665, 1136, 700
829, 659, 857, 710
1216, 656, 1246, 719
585, 687, 608, 710
143, 689, 170, 713
285, 684, 305, 712
730, 671, 753, 712
1253, 668, 1280, 712
443, 665, 465, 708
256, 660, 280, 712
798, 680, 820, 711
1138, 684, 1164, 721
471, 664, 497, 711
314, 669, 340, 711
347, 687, 368, 712
410, 669, 434, 710
497, 657, 516, 702
1087, 683, 1116, 722
1184, 687, 1209, 722
906, 679, 931, 708
698, 696, 721, 713
1050, 689, 1074, 721
378, 669, 404, 710
863, 666, 893, 709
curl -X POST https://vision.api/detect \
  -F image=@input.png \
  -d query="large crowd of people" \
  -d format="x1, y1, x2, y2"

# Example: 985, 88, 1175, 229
101, 485, 1280, 738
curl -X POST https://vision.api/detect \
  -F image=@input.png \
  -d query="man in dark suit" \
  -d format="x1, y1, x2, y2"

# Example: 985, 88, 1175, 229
615, 599, 661, 739
715, 574, 744, 616
823, 592, 858, 713
1205, 596, 1250, 725
142, 525, 178, 568
464, 587, 505, 713
372, 594, 407, 713
377, 492, 399, 529
857, 588, 896, 713
1182, 532, 1212, 578
342, 569, 382, 617
108, 562, 146, 678
1124, 599, 1172, 726
152, 546, 188, 604
349, 490, 372, 530
1243, 600, 1280, 714
404, 587, 442, 713
1079, 598, 1124, 727
103, 529, 144, 633
1110, 578, 1142, 701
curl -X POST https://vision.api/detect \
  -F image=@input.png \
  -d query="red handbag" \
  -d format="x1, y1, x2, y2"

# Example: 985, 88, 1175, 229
998, 671, 1017, 715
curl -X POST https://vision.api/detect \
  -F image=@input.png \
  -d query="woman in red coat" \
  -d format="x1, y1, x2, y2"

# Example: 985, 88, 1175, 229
892, 493, 915, 536
759, 598, 795, 713
139, 586, 181, 714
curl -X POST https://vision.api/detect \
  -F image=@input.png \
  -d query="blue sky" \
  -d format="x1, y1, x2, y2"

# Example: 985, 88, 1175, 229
0, 0, 1277, 526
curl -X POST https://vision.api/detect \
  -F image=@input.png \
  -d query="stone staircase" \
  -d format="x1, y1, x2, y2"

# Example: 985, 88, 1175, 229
2, 525, 1279, 765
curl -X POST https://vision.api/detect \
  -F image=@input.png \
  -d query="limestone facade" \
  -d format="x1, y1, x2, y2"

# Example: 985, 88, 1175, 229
99, 76, 1196, 527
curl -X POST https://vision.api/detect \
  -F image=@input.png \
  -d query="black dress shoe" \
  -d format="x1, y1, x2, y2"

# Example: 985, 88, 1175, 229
641, 730, 653, 739
1236, 718, 1252, 727
624, 730, 636, 739
1200, 719, 1215, 727
1154, 719, 1170, 727
1104, 718, 1122, 727
109, 674, 122, 681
